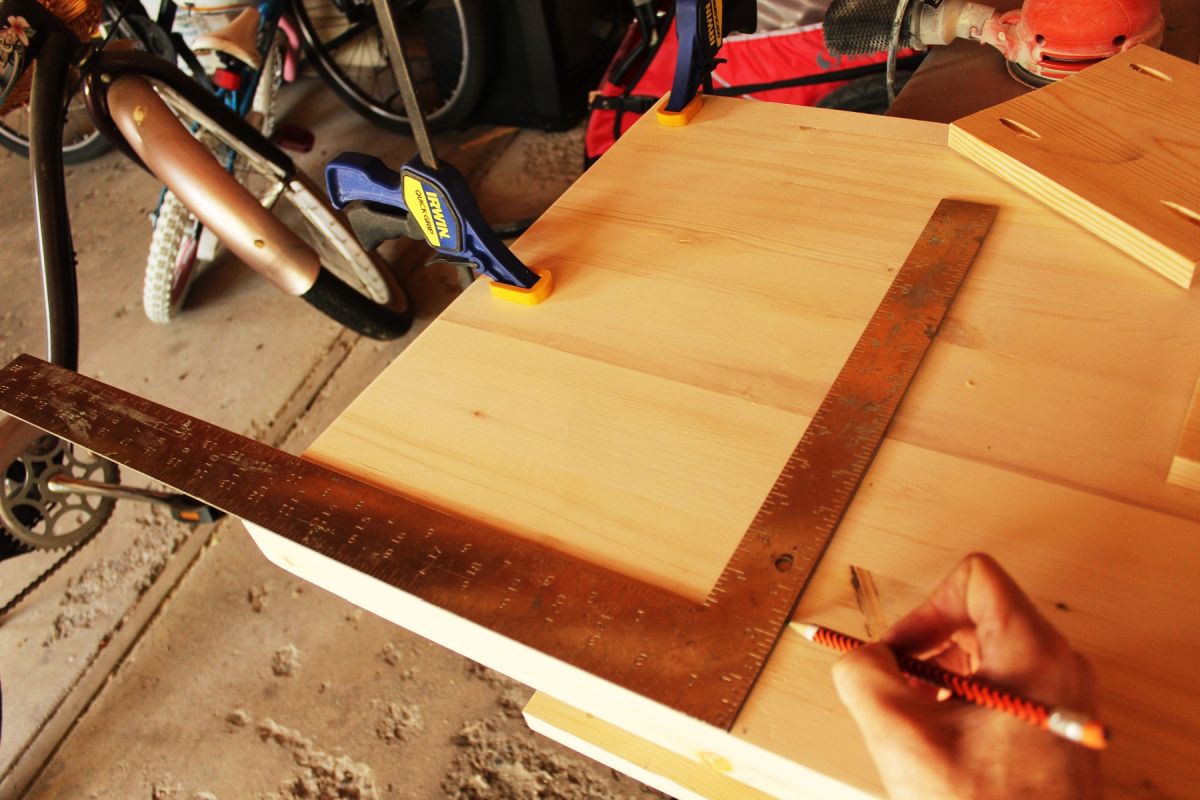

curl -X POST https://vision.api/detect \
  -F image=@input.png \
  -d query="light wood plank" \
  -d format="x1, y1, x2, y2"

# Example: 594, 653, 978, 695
307, 320, 808, 599
949, 46, 1200, 288
254, 433, 1200, 797
745, 439, 1200, 797
244, 97, 1200, 798
523, 693, 781, 800
530, 434, 1200, 797
1170, 374, 1200, 490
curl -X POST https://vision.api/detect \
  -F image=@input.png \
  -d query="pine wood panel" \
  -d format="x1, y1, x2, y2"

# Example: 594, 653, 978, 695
949, 46, 1200, 288
528, 436, 1200, 798
523, 693, 780, 800
259, 97, 1200, 798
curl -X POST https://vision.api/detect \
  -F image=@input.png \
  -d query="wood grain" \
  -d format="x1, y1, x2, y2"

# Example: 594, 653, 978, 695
523, 693, 782, 800
254, 96, 1200, 798
949, 46, 1200, 288
1170, 375, 1200, 491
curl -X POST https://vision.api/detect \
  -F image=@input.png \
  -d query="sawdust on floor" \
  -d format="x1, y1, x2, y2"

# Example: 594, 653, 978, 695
22, 499, 670, 800
517, 127, 586, 186
45, 504, 192, 645
254, 716, 378, 799
374, 700, 424, 744
443, 709, 662, 800
271, 643, 301, 677
248, 583, 269, 613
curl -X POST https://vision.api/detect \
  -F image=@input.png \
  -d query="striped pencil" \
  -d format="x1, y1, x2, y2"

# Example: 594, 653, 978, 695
792, 622, 1109, 750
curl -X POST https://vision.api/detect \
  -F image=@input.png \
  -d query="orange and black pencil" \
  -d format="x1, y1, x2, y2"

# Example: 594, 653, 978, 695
792, 622, 1109, 750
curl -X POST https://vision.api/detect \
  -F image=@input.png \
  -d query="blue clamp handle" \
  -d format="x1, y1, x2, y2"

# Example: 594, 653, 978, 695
325, 152, 540, 289
666, 0, 758, 112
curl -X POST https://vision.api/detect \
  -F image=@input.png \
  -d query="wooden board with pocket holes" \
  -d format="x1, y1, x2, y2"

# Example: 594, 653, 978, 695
1170, 374, 1200, 491
949, 45, 1200, 288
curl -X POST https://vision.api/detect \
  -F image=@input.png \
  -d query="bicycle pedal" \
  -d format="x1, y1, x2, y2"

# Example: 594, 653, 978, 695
271, 124, 314, 154
170, 505, 226, 525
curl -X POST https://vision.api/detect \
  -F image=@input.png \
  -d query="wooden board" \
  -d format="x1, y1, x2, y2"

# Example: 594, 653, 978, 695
948, 46, 1200, 288
244, 97, 1200, 798
1170, 374, 1200, 490
523, 693, 774, 800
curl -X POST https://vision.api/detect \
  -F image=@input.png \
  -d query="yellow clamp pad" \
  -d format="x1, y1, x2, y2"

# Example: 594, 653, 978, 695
656, 93, 703, 127
490, 268, 554, 305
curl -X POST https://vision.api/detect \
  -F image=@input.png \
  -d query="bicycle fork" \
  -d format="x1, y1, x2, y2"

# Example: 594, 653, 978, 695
103, 74, 320, 295
85, 53, 410, 339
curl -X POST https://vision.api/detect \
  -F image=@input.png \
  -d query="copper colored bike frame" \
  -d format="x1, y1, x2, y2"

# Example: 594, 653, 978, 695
105, 74, 318, 296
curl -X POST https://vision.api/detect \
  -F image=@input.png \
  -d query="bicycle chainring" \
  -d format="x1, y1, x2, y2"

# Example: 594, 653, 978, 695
1, 435, 119, 551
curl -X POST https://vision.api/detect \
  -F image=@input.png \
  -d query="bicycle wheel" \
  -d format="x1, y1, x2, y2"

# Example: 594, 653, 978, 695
291, 0, 488, 132
142, 34, 291, 326
0, 70, 111, 163
0, 1, 140, 163
816, 71, 915, 115
146, 78, 413, 337
248, 31, 286, 139
144, 190, 203, 323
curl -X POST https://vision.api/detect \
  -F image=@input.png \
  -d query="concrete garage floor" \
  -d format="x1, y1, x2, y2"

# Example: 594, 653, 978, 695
0, 77, 664, 799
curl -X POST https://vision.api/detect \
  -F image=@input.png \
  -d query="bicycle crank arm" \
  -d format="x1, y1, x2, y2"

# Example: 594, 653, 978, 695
45, 475, 225, 524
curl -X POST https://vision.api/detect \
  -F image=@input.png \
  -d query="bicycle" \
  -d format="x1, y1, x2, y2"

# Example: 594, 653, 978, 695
3, 0, 490, 156
124, 0, 313, 323
0, 0, 123, 161
0, 0, 411, 597
0, 0, 201, 163
292, 0, 488, 132
1, 0, 415, 326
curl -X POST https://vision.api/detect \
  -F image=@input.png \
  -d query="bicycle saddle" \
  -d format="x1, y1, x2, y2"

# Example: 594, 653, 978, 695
191, 7, 262, 69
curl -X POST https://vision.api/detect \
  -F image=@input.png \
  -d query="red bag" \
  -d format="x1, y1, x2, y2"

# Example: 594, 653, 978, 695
586, 19, 892, 163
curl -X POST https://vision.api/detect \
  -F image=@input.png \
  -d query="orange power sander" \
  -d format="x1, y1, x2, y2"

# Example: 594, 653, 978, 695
824, 0, 1164, 85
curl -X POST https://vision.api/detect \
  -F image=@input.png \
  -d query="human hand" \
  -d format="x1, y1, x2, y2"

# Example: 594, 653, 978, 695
832, 553, 1101, 800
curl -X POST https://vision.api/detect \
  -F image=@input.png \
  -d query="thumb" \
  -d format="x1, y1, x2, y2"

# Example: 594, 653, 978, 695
833, 643, 942, 745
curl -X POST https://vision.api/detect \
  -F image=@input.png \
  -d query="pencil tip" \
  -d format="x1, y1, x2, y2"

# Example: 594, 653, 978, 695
1081, 722, 1110, 750
789, 622, 819, 640
1049, 710, 1110, 750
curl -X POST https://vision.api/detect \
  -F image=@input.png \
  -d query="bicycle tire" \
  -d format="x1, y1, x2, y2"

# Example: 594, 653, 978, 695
301, 265, 413, 339
147, 79, 414, 338
816, 71, 914, 115
0, 0, 146, 163
0, 70, 112, 163
290, 0, 488, 133
249, 32, 286, 138
144, 191, 201, 324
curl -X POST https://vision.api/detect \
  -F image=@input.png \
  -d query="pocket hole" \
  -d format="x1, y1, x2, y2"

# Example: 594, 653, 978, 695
1162, 200, 1200, 228
1130, 63, 1171, 81
1112, 35, 1126, 47
1034, 34, 1045, 45
998, 118, 1041, 139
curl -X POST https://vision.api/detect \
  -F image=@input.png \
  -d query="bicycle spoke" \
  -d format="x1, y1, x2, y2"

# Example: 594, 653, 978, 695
321, 18, 377, 52
295, 0, 482, 128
